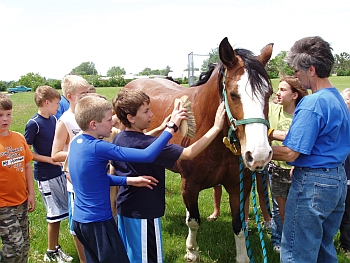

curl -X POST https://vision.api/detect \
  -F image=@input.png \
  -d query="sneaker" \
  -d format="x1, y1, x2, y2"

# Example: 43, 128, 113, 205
263, 220, 273, 230
44, 251, 59, 262
56, 245, 73, 262
273, 245, 281, 253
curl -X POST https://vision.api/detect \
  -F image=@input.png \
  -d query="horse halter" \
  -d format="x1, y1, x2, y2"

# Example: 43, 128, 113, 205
221, 68, 270, 155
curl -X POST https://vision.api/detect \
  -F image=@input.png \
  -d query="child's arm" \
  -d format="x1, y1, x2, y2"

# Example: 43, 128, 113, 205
112, 102, 188, 163
108, 174, 158, 189
145, 115, 171, 136
29, 145, 62, 166
268, 129, 288, 141
25, 162, 35, 212
179, 102, 225, 160
51, 121, 69, 162
127, 176, 158, 189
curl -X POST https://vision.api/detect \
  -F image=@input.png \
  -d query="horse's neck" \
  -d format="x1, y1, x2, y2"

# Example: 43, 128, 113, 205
190, 77, 220, 104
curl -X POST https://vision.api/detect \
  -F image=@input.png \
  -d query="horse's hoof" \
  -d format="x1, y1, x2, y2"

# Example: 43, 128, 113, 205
184, 250, 200, 262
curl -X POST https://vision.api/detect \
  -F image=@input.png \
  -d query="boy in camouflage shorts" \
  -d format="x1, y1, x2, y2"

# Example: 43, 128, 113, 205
0, 94, 35, 263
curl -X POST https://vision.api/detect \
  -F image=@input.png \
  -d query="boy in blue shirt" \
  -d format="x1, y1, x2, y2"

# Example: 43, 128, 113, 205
68, 94, 187, 263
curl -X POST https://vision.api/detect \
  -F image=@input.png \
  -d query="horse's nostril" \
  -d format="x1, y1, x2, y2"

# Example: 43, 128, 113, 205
245, 151, 254, 163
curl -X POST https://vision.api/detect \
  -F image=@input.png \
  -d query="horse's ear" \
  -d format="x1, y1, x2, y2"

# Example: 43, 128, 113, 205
257, 43, 274, 66
219, 37, 238, 68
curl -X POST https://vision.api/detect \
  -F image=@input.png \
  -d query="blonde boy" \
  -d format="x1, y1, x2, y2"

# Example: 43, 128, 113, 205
68, 95, 186, 262
51, 75, 89, 263
0, 94, 35, 262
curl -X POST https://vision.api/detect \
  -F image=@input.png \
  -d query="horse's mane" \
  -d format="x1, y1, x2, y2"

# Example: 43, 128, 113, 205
165, 76, 180, 84
190, 63, 217, 87
189, 49, 272, 99
219, 49, 272, 98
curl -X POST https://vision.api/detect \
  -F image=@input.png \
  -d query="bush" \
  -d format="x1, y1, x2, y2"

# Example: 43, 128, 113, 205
45, 79, 62, 90
0, 81, 7, 92
337, 69, 350, 76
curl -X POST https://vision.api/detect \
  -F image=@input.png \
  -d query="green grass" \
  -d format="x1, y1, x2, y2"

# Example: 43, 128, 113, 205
3, 80, 350, 262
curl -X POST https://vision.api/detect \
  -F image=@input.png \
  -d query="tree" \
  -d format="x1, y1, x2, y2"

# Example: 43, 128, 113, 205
201, 48, 220, 72
72, 62, 97, 75
0, 81, 6, 92
45, 79, 61, 90
333, 52, 350, 75
266, 51, 293, 79
160, 66, 171, 76
150, 69, 161, 75
107, 66, 126, 77
18, 72, 45, 90
139, 67, 152, 76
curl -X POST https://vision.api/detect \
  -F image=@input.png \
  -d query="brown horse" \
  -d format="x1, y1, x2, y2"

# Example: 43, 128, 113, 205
124, 37, 273, 263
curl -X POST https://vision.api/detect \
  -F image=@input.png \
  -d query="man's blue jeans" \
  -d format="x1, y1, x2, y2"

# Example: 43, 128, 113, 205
340, 187, 350, 250
281, 166, 347, 263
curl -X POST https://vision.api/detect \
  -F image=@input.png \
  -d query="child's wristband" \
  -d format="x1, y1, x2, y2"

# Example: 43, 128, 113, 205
268, 128, 274, 139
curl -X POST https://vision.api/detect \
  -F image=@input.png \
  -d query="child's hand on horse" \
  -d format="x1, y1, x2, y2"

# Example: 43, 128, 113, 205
127, 175, 159, 190
170, 101, 188, 128
213, 102, 226, 130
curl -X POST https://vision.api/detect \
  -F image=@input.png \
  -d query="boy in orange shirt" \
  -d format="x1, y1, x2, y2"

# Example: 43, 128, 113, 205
0, 94, 35, 262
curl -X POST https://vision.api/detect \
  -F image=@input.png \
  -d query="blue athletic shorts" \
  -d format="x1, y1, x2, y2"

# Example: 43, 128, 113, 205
118, 215, 163, 263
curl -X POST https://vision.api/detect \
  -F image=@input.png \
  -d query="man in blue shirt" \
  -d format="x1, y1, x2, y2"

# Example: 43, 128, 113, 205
272, 36, 350, 263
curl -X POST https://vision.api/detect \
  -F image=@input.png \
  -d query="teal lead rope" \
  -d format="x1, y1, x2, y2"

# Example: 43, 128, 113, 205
251, 172, 268, 263
239, 156, 254, 263
239, 157, 269, 263
261, 171, 272, 218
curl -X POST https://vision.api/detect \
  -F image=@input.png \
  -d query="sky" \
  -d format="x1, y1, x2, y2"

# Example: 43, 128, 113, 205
1, 0, 350, 81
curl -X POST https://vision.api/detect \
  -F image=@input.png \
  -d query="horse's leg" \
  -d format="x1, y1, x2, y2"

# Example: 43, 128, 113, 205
185, 209, 200, 262
232, 212, 249, 263
227, 186, 250, 263
182, 184, 201, 262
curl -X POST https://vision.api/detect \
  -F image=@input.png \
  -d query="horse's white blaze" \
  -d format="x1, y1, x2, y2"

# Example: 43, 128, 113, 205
237, 70, 272, 171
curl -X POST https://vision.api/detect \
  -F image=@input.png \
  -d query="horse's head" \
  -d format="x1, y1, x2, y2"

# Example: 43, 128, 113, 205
219, 37, 273, 171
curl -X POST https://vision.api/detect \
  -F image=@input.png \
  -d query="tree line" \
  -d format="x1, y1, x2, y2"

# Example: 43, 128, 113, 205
1, 49, 349, 92
201, 48, 350, 79
0, 63, 182, 92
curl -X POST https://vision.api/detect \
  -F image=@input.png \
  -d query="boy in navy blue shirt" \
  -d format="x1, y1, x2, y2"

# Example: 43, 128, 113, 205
68, 94, 187, 262
112, 89, 225, 263
24, 85, 73, 262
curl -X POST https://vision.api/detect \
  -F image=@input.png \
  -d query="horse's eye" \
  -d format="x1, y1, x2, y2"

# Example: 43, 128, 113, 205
230, 92, 240, 100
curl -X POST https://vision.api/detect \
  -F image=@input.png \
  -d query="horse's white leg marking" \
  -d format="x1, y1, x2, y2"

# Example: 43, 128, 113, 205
238, 70, 272, 170
184, 210, 200, 262
234, 230, 250, 263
